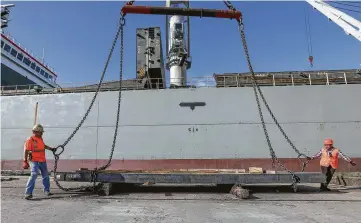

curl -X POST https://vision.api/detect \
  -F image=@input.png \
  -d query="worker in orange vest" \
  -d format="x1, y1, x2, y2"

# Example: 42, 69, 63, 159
308, 138, 356, 191
23, 124, 56, 200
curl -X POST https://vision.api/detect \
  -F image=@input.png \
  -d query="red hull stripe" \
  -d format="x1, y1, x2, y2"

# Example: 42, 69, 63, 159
2, 158, 360, 172
1, 34, 57, 77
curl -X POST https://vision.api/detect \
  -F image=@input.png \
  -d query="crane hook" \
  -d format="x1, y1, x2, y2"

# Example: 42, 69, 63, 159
309, 55, 313, 67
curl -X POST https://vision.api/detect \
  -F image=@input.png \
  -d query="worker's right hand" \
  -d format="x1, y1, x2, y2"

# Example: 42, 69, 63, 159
306, 156, 312, 160
23, 160, 29, 169
350, 161, 356, 166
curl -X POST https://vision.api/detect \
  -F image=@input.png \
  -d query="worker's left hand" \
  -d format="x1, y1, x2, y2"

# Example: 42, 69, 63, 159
23, 160, 29, 169
350, 161, 356, 166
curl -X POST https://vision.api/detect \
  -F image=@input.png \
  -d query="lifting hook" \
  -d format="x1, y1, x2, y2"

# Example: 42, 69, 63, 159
308, 55, 314, 67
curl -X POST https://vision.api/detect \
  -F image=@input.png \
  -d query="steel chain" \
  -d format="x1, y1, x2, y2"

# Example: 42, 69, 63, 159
51, 0, 308, 191
223, 0, 308, 184
237, 20, 300, 184
52, 15, 126, 192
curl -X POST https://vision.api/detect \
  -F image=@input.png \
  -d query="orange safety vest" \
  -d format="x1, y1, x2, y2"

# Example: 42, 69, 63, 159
320, 147, 340, 169
24, 136, 46, 162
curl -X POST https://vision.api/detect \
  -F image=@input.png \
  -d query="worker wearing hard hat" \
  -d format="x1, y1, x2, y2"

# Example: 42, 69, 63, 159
308, 138, 356, 191
23, 124, 56, 200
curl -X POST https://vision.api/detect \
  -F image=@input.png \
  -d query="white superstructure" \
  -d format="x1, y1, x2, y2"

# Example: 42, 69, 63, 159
1, 4, 58, 88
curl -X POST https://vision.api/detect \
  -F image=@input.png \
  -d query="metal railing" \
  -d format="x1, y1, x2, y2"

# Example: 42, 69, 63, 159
1, 73, 361, 96
214, 72, 361, 88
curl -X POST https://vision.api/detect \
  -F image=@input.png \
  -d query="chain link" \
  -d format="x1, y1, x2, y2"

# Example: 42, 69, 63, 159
51, 15, 126, 192
223, 0, 308, 184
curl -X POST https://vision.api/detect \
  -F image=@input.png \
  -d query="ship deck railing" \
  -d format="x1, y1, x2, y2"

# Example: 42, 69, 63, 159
1, 71, 361, 96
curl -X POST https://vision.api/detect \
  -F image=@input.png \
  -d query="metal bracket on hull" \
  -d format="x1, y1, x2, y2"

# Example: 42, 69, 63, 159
179, 102, 206, 110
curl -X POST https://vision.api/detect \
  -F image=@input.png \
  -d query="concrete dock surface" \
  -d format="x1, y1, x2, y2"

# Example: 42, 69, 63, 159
1, 176, 361, 223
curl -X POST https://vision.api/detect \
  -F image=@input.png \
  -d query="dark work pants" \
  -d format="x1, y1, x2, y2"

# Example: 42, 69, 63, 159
321, 165, 336, 188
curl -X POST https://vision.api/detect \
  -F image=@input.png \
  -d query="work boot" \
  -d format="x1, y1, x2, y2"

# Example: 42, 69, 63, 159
319, 184, 327, 192
44, 191, 53, 196
319, 183, 331, 192
24, 194, 33, 200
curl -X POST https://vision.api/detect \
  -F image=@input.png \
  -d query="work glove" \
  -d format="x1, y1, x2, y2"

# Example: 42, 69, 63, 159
23, 160, 29, 169
350, 161, 356, 166
306, 156, 312, 161
47, 146, 56, 153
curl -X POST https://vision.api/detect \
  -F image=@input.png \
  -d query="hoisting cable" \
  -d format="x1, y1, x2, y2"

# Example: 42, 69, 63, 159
328, 1, 361, 14
304, 5, 314, 67
51, 8, 129, 192
329, 1, 361, 9
223, 0, 309, 185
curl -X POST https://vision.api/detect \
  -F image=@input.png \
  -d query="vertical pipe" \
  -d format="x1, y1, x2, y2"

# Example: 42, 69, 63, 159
344, 72, 348, 84
326, 72, 329, 85
33, 102, 38, 126
165, 15, 169, 59
187, 15, 190, 57
291, 74, 294, 86
309, 74, 312, 85
272, 75, 275, 86
95, 98, 100, 168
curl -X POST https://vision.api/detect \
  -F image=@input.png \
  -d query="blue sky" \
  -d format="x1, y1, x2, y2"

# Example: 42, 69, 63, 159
3, 1, 361, 84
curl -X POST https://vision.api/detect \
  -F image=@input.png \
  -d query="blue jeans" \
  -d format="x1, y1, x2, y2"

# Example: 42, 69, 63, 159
25, 161, 50, 195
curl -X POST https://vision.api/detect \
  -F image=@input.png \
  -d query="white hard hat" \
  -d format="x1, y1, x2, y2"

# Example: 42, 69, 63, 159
32, 124, 44, 132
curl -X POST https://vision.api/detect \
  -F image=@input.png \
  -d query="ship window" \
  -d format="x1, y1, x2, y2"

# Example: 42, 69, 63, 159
10, 48, 17, 57
40, 69, 45, 76
17, 53, 24, 61
44, 72, 49, 78
30, 62, 36, 70
23, 57, 31, 66
35, 66, 40, 73
4, 44, 11, 52
49, 75, 53, 81
1, 40, 4, 48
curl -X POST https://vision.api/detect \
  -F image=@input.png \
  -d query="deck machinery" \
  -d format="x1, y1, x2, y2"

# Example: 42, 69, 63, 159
52, 0, 326, 195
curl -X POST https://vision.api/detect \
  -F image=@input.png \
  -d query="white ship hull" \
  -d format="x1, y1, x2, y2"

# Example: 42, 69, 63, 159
1, 84, 361, 173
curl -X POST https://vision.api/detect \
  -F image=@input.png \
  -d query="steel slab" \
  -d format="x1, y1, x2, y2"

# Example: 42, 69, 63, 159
54, 172, 325, 184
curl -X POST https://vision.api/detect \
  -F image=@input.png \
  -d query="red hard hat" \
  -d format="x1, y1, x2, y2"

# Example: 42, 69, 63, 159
324, 138, 333, 145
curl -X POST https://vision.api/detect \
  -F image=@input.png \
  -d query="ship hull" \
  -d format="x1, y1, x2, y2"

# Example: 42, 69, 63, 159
1, 85, 361, 173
